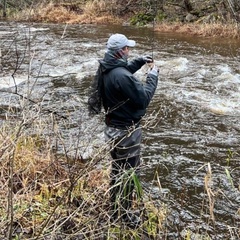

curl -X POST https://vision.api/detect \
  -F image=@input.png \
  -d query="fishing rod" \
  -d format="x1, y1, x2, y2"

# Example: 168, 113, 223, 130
151, 0, 157, 61
151, 12, 155, 60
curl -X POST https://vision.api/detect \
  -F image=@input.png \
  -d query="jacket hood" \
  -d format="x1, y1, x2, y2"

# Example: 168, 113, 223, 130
99, 49, 128, 73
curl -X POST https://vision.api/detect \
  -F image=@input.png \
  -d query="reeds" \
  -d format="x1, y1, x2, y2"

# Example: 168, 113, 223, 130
0, 119, 166, 239
204, 163, 215, 222
13, 0, 121, 24
9, 1, 239, 38
156, 22, 240, 39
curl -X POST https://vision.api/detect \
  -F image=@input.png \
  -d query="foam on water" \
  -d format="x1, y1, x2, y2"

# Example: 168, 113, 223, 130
0, 31, 14, 36
156, 57, 189, 72
46, 59, 98, 78
209, 67, 240, 115
0, 76, 27, 89
28, 27, 50, 32
156, 55, 240, 116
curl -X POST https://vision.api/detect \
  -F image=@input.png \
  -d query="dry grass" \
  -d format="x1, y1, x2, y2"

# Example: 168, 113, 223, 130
67, 15, 121, 25
13, 1, 121, 24
67, 0, 122, 24
11, 1, 240, 38
0, 119, 166, 239
204, 163, 215, 221
30, 3, 81, 23
156, 22, 240, 39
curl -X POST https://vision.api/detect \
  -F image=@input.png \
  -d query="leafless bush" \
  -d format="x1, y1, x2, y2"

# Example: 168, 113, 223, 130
0, 22, 165, 239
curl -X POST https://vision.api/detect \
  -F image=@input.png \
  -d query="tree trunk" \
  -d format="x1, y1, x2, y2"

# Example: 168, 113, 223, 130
3, 0, 7, 18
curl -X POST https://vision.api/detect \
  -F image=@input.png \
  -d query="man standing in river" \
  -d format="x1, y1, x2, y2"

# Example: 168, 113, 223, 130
92, 33, 159, 227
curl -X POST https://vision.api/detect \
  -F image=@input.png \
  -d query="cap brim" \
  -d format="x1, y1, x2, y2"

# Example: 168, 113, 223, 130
127, 40, 136, 47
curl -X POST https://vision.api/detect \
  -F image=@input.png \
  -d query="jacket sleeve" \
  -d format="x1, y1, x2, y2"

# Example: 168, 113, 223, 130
126, 57, 146, 74
143, 73, 158, 107
118, 72, 158, 109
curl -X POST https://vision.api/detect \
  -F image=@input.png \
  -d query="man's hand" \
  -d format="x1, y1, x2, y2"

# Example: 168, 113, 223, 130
142, 55, 154, 63
148, 65, 159, 77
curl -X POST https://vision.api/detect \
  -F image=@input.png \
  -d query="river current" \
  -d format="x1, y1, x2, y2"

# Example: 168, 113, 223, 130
0, 22, 240, 239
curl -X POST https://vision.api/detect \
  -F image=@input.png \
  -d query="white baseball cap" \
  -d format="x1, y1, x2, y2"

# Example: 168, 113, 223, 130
107, 33, 136, 50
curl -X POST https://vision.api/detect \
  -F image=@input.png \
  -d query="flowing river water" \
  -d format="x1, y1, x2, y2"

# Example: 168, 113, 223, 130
0, 22, 240, 239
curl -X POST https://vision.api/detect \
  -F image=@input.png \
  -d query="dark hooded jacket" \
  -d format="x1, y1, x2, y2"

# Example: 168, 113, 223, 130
99, 50, 158, 128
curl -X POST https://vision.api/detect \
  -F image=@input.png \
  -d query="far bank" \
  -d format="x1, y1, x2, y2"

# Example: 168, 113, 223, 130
1, 0, 240, 39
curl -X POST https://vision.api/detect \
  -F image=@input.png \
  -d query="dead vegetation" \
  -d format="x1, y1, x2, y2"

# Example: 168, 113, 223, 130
12, 0, 122, 24
5, 0, 239, 38
156, 22, 240, 38
0, 117, 166, 239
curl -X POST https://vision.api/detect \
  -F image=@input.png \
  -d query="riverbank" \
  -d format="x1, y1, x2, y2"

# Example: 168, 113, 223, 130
4, 1, 240, 39
0, 121, 165, 239
155, 22, 240, 38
